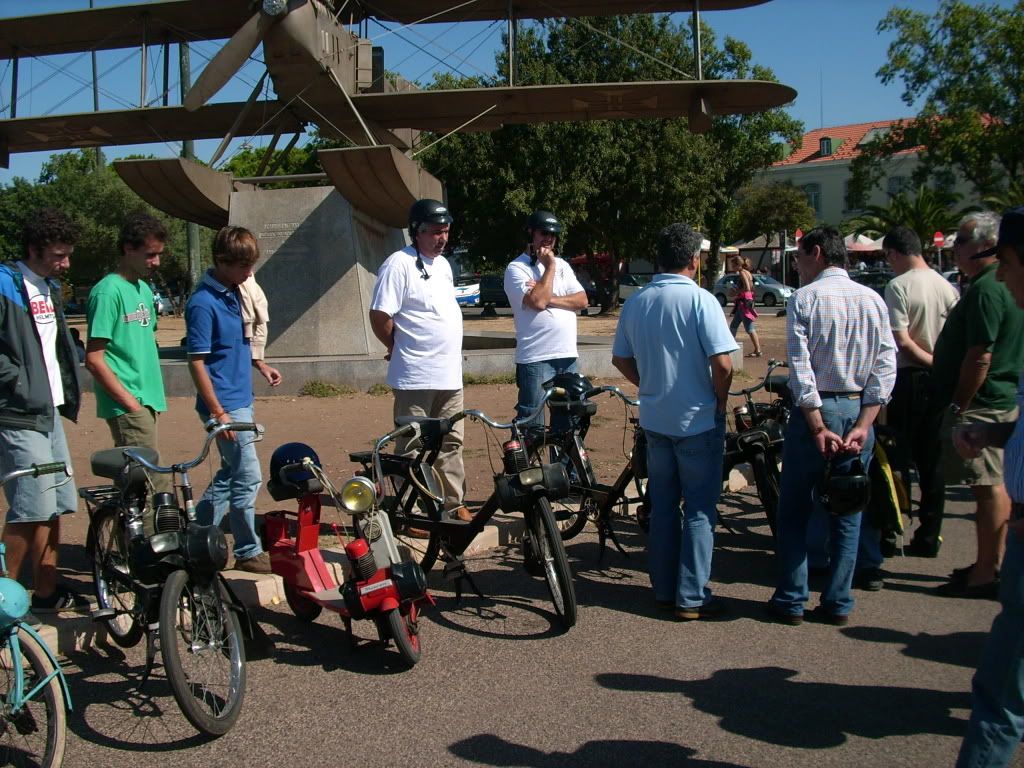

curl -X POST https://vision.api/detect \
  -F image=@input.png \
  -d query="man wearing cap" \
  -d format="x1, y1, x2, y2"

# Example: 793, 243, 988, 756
931, 211, 1024, 598
369, 199, 469, 521
952, 206, 1024, 768
881, 225, 958, 560
504, 210, 588, 428
767, 227, 896, 626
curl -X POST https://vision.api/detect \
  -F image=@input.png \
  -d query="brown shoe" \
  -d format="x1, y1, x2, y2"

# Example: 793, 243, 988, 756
404, 527, 432, 539
450, 506, 474, 522
234, 552, 272, 574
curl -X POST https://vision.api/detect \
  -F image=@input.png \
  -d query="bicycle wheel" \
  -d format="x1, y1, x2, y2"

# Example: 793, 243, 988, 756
159, 569, 246, 737
381, 472, 443, 574
529, 497, 578, 629
89, 505, 144, 648
529, 441, 592, 540
0, 628, 67, 768
751, 452, 780, 537
283, 582, 322, 622
384, 603, 421, 667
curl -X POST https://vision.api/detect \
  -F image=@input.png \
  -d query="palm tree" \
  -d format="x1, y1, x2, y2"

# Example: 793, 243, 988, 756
844, 184, 974, 249
983, 180, 1024, 212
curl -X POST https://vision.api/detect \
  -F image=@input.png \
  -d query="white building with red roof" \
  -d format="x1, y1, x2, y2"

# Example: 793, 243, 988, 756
763, 119, 974, 226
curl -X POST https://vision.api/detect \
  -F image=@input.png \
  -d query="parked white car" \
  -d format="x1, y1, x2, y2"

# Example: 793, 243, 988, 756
455, 278, 480, 307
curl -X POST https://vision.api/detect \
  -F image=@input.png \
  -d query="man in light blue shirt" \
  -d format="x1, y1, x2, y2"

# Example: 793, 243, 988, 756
612, 223, 737, 619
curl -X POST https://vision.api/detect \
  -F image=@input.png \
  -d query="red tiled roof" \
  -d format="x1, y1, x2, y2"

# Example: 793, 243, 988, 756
773, 119, 918, 167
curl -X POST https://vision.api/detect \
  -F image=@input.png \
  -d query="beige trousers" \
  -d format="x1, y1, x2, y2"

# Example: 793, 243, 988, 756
392, 388, 466, 510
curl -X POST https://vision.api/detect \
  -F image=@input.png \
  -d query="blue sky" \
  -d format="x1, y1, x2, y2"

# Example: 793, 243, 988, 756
0, 0, 1009, 185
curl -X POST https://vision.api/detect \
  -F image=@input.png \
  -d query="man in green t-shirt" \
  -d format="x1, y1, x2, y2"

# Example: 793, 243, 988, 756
931, 210, 1024, 598
84, 212, 169, 491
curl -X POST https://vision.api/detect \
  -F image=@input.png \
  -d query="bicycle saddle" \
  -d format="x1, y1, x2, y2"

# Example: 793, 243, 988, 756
764, 375, 791, 400
90, 446, 160, 489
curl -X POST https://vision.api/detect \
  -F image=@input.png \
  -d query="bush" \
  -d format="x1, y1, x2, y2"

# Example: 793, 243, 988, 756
463, 372, 516, 385
298, 380, 355, 397
367, 383, 392, 396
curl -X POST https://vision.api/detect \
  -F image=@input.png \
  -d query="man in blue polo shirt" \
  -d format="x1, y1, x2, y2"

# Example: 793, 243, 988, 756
612, 223, 737, 620
186, 226, 280, 574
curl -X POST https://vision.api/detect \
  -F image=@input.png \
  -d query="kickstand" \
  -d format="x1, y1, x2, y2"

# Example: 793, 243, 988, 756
342, 616, 358, 653
138, 623, 160, 690
443, 558, 484, 602
597, 521, 629, 564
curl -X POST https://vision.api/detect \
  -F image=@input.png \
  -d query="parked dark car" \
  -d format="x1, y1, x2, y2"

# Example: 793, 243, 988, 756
849, 269, 893, 298
479, 274, 509, 307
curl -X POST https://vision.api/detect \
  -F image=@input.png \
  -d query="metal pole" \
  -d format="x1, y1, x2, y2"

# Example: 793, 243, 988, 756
779, 229, 786, 286
162, 38, 170, 107
139, 15, 148, 107
692, 0, 702, 80
90, 0, 102, 170
179, 42, 201, 292
507, 0, 515, 86
10, 50, 17, 118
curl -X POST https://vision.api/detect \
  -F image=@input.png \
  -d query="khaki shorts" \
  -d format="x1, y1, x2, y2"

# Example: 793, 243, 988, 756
941, 405, 1018, 487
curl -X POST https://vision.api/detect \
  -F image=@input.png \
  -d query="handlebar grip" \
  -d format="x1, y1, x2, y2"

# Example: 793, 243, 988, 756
31, 462, 67, 477
226, 422, 263, 433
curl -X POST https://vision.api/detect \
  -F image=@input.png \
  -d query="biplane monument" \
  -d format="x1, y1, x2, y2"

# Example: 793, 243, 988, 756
0, 0, 795, 380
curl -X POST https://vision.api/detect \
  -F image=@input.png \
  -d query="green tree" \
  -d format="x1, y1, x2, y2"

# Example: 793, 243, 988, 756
734, 182, 814, 268
419, 16, 801, 300
0, 151, 206, 292
849, 0, 1024, 206
844, 183, 972, 254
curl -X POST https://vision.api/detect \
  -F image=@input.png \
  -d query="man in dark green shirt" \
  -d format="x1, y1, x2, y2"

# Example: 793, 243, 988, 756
931, 211, 1024, 597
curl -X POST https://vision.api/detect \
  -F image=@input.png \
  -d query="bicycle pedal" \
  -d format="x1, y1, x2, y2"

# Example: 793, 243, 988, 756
90, 608, 116, 621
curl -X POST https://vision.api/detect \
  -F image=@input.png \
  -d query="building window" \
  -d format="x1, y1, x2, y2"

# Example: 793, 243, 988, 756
887, 175, 909, 197
819, 137, 832, 156
803, 183, 821, 216
843, 179, 861, 213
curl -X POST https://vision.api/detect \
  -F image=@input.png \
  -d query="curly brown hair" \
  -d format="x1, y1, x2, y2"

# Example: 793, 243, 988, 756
23, 208, 80, 255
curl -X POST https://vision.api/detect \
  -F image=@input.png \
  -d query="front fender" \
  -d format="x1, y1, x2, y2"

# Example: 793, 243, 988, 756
16, 624, 72, 711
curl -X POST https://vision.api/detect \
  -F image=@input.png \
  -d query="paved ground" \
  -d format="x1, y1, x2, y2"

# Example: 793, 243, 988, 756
30, 309, 1021, 767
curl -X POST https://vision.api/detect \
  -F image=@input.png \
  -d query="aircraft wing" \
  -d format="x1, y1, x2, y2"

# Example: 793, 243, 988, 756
0, 101, 302, 156
351, 79, 795, 133
0, 0, 250, 59
356, 0, 768, 23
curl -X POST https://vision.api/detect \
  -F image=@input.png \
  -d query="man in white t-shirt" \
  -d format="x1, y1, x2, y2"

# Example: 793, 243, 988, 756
369, 199, 469, 521
883, 225, 959, 559
0, 209, 82, 619
503, 210, 588, 429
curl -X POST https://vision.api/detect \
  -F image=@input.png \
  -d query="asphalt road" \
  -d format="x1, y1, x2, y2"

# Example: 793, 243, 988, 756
52, 485, 1011, 768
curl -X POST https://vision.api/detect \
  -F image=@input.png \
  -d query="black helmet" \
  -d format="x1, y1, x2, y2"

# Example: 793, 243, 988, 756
816, 458, 871, 517
526, 210, 562, 236
543, 372, 594, 401
408, 199, 453, 238
268, 442, 322, 501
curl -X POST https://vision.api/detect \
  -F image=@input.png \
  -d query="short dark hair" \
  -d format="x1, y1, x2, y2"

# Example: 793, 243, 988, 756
881, 226, 922, 257
213, 226, 259, 267
655, 223, 703, 271
800, 227, 846, 267
23, 208, 80, 255
119, 211, 167, 254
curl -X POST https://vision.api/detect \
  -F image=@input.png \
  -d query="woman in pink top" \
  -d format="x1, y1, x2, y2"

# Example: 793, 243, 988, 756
728, 257, 762, 357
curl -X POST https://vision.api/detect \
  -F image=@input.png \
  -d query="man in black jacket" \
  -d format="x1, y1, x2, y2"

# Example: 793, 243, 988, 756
0, 209, 81, 616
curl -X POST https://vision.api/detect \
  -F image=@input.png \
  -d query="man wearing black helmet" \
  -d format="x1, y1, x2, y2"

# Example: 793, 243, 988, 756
503, 210, 588, 428
368, 199, 470, 521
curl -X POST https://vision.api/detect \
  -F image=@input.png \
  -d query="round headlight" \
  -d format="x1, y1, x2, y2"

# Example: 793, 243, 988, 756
341, 476, 377, 513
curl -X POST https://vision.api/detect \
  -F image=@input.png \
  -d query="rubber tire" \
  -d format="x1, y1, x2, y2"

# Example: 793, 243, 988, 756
385, 604, 422, 667
159, 569, 247, 737
751, 452, 780, 537
0, 629, 67, 768
89, 505, 145, 649
530, 498, 578, 629
715, 292, 727, 307
283, 582, 322, 623
763, 293, 777, 307
382, 472, 443, 575
529, 442, 590, 540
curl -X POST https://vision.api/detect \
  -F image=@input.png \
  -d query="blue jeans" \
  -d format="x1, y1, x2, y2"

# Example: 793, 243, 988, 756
806, 509, 884, 572
195, 406, 263, 560
957, 529, 1024, 768
516, 358, 577, 430
771, 397, 874, 616
645, 416, 726, 608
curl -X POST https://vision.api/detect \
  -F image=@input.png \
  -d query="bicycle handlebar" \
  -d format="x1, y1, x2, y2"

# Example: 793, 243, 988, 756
462, 386, 565, 430
123, 422, 264, 475
0, 462, 71, 486
727, 359, 788, 397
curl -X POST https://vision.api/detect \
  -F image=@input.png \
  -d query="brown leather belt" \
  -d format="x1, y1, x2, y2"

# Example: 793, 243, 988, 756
818, 391, 862, 399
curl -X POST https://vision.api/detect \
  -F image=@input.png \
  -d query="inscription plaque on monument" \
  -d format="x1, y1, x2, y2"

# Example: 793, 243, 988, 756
230, 187, 404, 357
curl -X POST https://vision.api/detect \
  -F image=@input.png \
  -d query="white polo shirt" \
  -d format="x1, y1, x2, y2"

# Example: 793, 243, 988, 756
503, 253, 585, 364
370, 246, 463, 390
